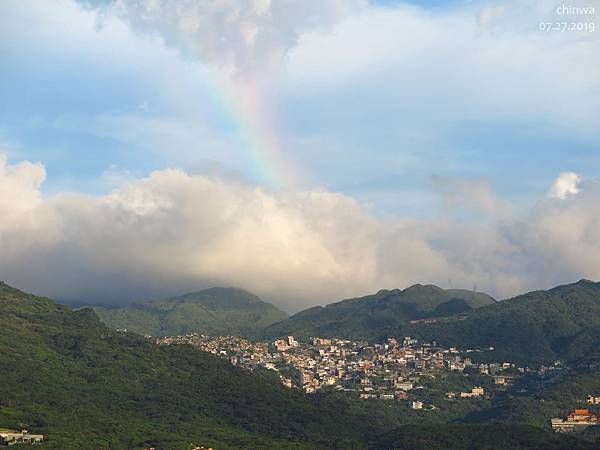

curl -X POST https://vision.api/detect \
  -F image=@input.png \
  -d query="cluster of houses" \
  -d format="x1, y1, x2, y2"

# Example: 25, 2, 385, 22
0, 429, 43, 446
157, 334, 529, 408
548, 395, 600, 432
158, 333, 600, 432
274, 337, 525, 400
551, 408, 600, 432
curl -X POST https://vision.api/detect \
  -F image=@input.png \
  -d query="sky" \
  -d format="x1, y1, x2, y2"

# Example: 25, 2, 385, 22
0, 0, 599, 311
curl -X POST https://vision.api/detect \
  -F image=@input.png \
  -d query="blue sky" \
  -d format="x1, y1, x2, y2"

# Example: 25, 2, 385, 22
2, 0, 597, 214
0, 0, 599, 308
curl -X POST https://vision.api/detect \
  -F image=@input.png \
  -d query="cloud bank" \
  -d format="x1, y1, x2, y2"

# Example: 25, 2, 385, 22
1, 155, 599, 311
2, 1, 599, 310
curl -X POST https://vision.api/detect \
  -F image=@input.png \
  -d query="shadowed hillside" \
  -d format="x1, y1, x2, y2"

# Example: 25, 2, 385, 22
1, 281, 598, 449
92, 287, 288, 338
263, 284, 495, 340
0, 282, 384, 449
408, 279, 600, 365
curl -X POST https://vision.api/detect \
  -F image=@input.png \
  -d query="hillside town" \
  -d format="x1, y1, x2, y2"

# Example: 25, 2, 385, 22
156, 334, 534, 403
156, 334, 600, 429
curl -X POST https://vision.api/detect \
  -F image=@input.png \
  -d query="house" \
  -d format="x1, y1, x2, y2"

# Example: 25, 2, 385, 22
494, 376, 514, 386
472, 386, 484, 396
395, 391, 408, 400
300, 371, 313, 385
273, 339, 290, 351
460, 387, 484, 398
0, 429, 44, 446
280, 376, 293, 388
411, 401, 424, 409
551, 409, 600, 432
403, 337, 418, 347
359, 393, 377, 399
397, 381, 413, 391
587, 395, 600, 405
324, 376, 337, 386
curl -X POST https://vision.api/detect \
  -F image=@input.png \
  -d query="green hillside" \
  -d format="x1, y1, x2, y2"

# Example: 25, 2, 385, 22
263, 284, 495, 340
92, 287, 288, 338
409, 279, 600, 365
1, 281, 598, 449
0, 281, 385, 449
263, 280, 600, 367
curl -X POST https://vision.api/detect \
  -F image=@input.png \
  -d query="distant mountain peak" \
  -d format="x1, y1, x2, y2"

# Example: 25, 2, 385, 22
545, 279, 600, 296
163, 286, 268, 309
263, 283, 495, 340
195, 286, 256, 295
92, 286, 287, 338
404, 283, 443, 293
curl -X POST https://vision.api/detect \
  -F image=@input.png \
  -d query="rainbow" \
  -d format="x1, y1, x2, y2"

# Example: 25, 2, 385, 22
197, 66, 301, 190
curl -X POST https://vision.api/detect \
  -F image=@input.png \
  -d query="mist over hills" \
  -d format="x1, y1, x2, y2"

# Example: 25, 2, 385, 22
91, 287, 288, 338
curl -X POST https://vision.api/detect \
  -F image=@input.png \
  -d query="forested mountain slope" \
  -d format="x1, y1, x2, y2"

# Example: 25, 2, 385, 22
408, 279, 600, 365
263, 284, 495, 340
92, 287, 287, 338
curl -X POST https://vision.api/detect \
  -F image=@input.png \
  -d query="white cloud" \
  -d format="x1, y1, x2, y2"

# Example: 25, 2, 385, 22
1, 155, 600, 310
548, 172, 581, 199
1, 1, 599, 309
430, 176, 513, 219
0, 154, 46, 232
283, 1, 600, 138
87, 0, 367, 77
0, 155, 380, 308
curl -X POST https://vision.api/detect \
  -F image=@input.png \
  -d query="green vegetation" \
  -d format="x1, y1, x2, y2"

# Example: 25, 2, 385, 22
372, 424, 598, 450
0, 282, 379, 449
2, 280, 600, 449
265, 280, 600, 366
409, 279, 600, 365
262, 284, 495, 340
92, 287, 287, 338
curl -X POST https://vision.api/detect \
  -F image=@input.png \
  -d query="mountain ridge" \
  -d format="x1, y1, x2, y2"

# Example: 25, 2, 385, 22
0, 281, 386, 449
92, 286, 288, 338
262, 284, 495, 340
408, 279, 600, 364
262, 279, 600, 366
2, 280, 599, 448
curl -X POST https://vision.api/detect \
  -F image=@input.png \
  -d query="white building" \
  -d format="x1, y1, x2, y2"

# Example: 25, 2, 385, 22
0, 429, 44, 446
588, 395, 600, 405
